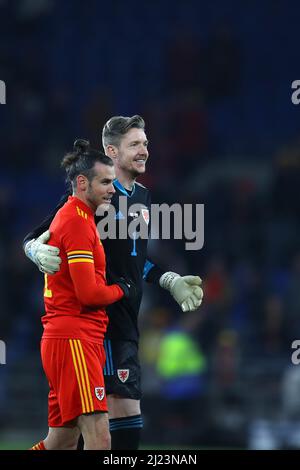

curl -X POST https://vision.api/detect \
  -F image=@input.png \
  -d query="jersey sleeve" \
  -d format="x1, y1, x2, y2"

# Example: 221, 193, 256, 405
23, 191, 70, 246
61, 216, 124, 307
143, 257, 164, 284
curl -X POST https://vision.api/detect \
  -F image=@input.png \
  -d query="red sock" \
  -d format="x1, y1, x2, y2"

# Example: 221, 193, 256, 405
30, 441, 46, 450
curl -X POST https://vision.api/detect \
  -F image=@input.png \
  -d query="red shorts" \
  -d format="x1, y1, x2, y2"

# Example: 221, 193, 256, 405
41, 338, 107, 427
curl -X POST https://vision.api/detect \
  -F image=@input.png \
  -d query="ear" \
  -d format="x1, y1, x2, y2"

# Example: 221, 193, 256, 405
106, 144, 118, 160
76, 174, 88, 190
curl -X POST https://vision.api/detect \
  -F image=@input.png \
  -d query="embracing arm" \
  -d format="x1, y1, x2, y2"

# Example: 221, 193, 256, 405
23, 191, 70, 246
23, 192, 70, 274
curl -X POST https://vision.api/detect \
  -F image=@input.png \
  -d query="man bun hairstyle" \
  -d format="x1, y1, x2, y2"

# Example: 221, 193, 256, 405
61, 139, 91, 170
102, 115, 145, 149
61, 138, 113, 188
73, 138, 90, 154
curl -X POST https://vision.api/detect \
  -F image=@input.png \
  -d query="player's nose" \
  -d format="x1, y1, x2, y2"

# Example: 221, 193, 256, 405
138, 143, 148, 157
108, 183, 115, 194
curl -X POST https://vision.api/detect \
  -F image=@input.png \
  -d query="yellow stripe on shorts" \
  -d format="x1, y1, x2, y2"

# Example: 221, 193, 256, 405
76, 340, 94, 412
72, 340, 93, 413
69, 339, 87, 414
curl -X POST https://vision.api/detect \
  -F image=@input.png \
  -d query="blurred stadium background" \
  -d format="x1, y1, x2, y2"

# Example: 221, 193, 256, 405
0, 0, 300, 450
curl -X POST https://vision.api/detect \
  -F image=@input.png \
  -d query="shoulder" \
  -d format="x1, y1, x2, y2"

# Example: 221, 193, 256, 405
135, 182, 151, 206
135, 181, 148, 190
135, 182, 151, 198
59, 204, 94, 235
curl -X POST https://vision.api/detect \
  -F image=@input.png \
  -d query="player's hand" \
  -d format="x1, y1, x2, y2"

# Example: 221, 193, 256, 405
24, 230, 61, 275
114, 277, 137, 301
159, 271, 203, 312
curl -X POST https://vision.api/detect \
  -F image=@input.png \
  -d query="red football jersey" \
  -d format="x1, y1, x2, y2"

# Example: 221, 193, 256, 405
42, 196, 123, 342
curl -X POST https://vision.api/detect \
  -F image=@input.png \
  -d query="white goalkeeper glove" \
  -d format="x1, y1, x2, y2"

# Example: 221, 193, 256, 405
159, 271, 203, 312
24, 230, 61, 275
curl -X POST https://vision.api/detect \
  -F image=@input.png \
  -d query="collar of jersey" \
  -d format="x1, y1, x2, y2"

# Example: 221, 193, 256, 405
68, 195, 94, 217
113, 179, 136, 197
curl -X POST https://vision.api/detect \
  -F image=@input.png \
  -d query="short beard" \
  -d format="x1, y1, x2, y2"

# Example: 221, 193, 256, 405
131, 169, 141, 178
86, 185, 97, 211
131, 165, 145, 178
